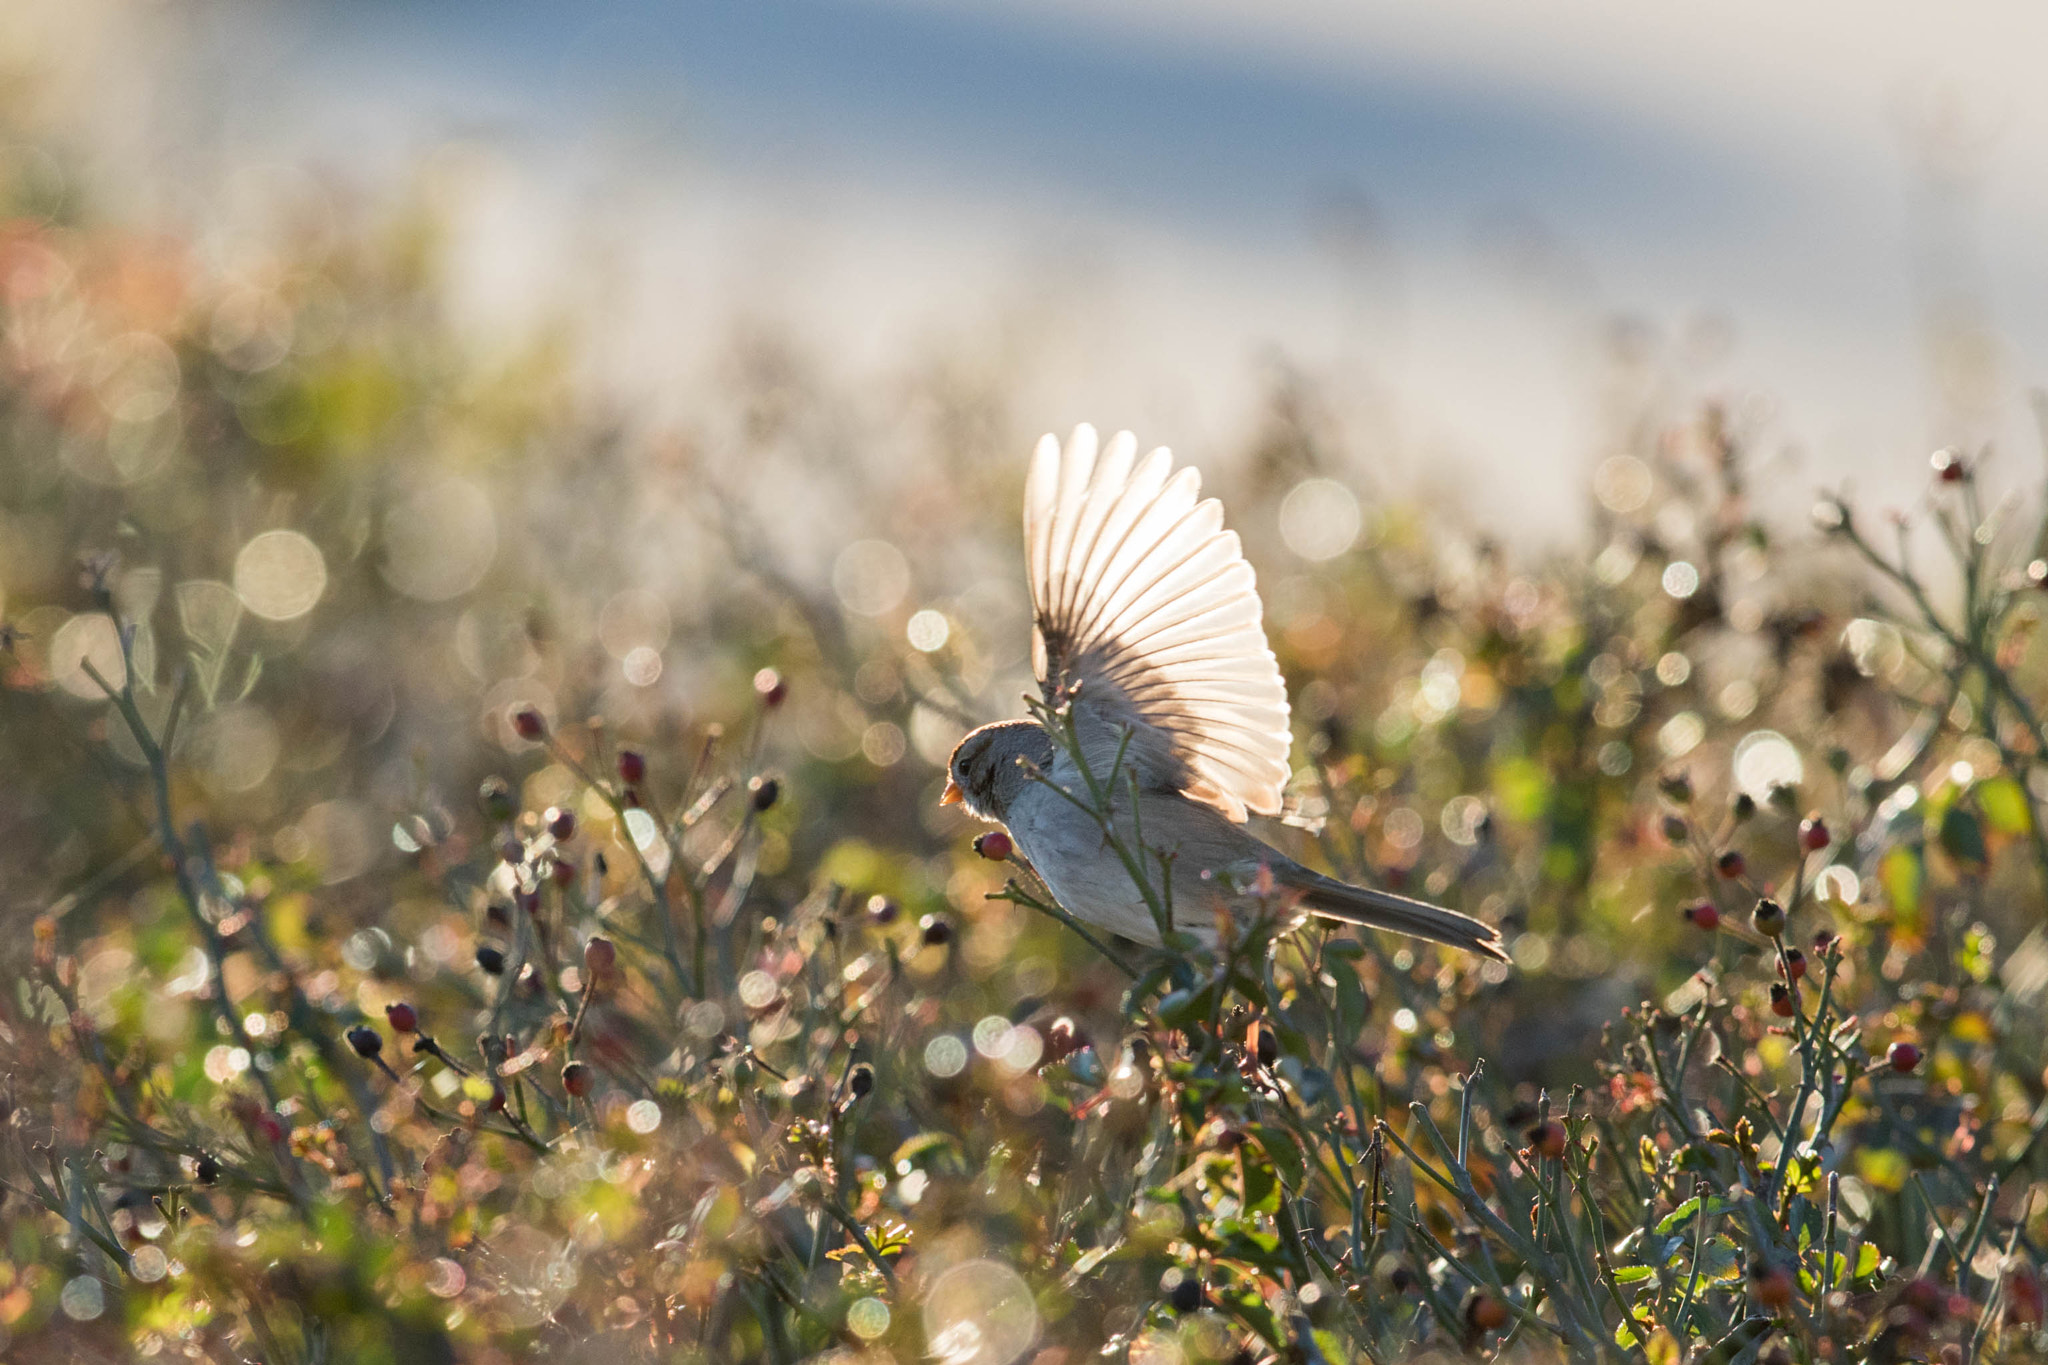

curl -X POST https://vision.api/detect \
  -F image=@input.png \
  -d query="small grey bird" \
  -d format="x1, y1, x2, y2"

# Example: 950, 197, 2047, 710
942, 424, 1507, 961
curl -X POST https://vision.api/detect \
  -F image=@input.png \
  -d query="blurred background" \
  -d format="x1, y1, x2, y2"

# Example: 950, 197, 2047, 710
29, 0, 2048, 531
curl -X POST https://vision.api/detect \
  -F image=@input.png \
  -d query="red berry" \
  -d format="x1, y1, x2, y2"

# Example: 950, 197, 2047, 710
488, 1086, 507, 1113
1769, 983, 1796, 1018
1751, 1262, 1796, 1309
1716, 850, 1746, 878
255, 1113, 286, 1145
1683, 901, 1720, 931
561, 1061, 594, 1097
974, 830, 1013, 861
617, 749, 646, 784
583, 936, 616, 976
753, 667, 788, 708
384, 1001, 418, 1033
1799, 815, 1830, 852
1778, 948, 1807, 982
511, 706, 547, 741
1526, 1120, 1567, 1160
1931, 448, 1967, 483
1467, 1293, 1509, 1332
546, 806, 576, 841
1888, 1040, 1922, 1073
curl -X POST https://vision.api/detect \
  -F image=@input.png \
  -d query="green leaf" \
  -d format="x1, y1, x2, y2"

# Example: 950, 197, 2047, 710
1245, 1123, 1309, 1190
1655, 1194, 1728, 1236
1977, 776, 2031, 835
1612, 1265, 1658, 1285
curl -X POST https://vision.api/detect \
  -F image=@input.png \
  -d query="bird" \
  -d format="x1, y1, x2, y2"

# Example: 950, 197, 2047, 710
942, 423, 1507, 962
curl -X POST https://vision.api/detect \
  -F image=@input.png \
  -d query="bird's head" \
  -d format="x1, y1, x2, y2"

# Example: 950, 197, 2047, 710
941, 720, 1052, 823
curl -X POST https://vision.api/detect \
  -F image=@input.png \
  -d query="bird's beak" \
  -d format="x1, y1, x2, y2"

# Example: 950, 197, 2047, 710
940, 779, 964, 806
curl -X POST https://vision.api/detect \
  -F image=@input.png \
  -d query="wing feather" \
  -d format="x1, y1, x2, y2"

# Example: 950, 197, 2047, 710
1026, 424, 1293, 822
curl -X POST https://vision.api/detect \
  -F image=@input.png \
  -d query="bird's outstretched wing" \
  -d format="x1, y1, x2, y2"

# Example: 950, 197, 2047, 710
1024, 424, 1292, 823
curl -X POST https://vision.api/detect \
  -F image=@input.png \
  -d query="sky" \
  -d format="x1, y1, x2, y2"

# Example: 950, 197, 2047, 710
41, 0, 2048, 537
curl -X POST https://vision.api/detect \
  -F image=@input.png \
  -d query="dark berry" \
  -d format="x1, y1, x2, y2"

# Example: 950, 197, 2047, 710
476, 945, 506, 975
920, 914, 953, 947
384, 1001, 418, 1033
1731, 791, 1757, 822
511, 706, 547, 741
617, 749, 646, 784
546, 806, 576, 841
583, 936, 616, 976
195, 1153, 221, 1185
478, 776, 517, 823
1931, 448, 1967, 483
1657, 770, 1693, 803
866, 895, 899, 925
561, 1061, 594, 1097
1888, 1040, 1921, 1073
346, 1024, 383, 1059
1799, 815, 1830, 852
1769, 983, 1796, 1018
1249, 1019, 1278, 1066
1716, 850, 1746, 878
754, 667, 788, 707
748, 776, 780, 812
1661, 814, 1689, 844
847, 1063, 874, 1099
1778, 948, 1807, 982
1168, 1274, 1202, 1314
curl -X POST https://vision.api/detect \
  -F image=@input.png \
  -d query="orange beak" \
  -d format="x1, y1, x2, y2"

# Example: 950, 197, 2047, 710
940, 778, 964, 806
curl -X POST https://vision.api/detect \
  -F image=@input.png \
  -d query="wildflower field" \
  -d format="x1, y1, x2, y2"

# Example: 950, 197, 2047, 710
2, 94, 2048, 1365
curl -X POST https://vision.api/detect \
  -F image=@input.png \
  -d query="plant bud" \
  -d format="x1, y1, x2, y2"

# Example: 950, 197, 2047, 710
753, 667, 788, 707
1657, 770, 1693, 804
1731, 791, 1757, 822
546, 806, 576, 841
347, 1024, 383, 1059
384, 1001, 418, 1034
511, 706, 547, 741
478, 776, 517, 822
1752, 898, 1785, 938
1661, 815, 1689, 844
749, 776, 780, 812
617, 749, 646, 784
561, 1061, 594, 1097
974, 830, 1013, 861
476, 944, 506, 975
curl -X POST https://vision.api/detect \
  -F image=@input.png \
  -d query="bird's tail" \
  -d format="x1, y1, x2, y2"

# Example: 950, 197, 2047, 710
1278, 868, 1509, 962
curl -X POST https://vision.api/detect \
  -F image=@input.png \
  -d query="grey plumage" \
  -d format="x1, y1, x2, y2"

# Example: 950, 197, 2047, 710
945, 425, 1506, 963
